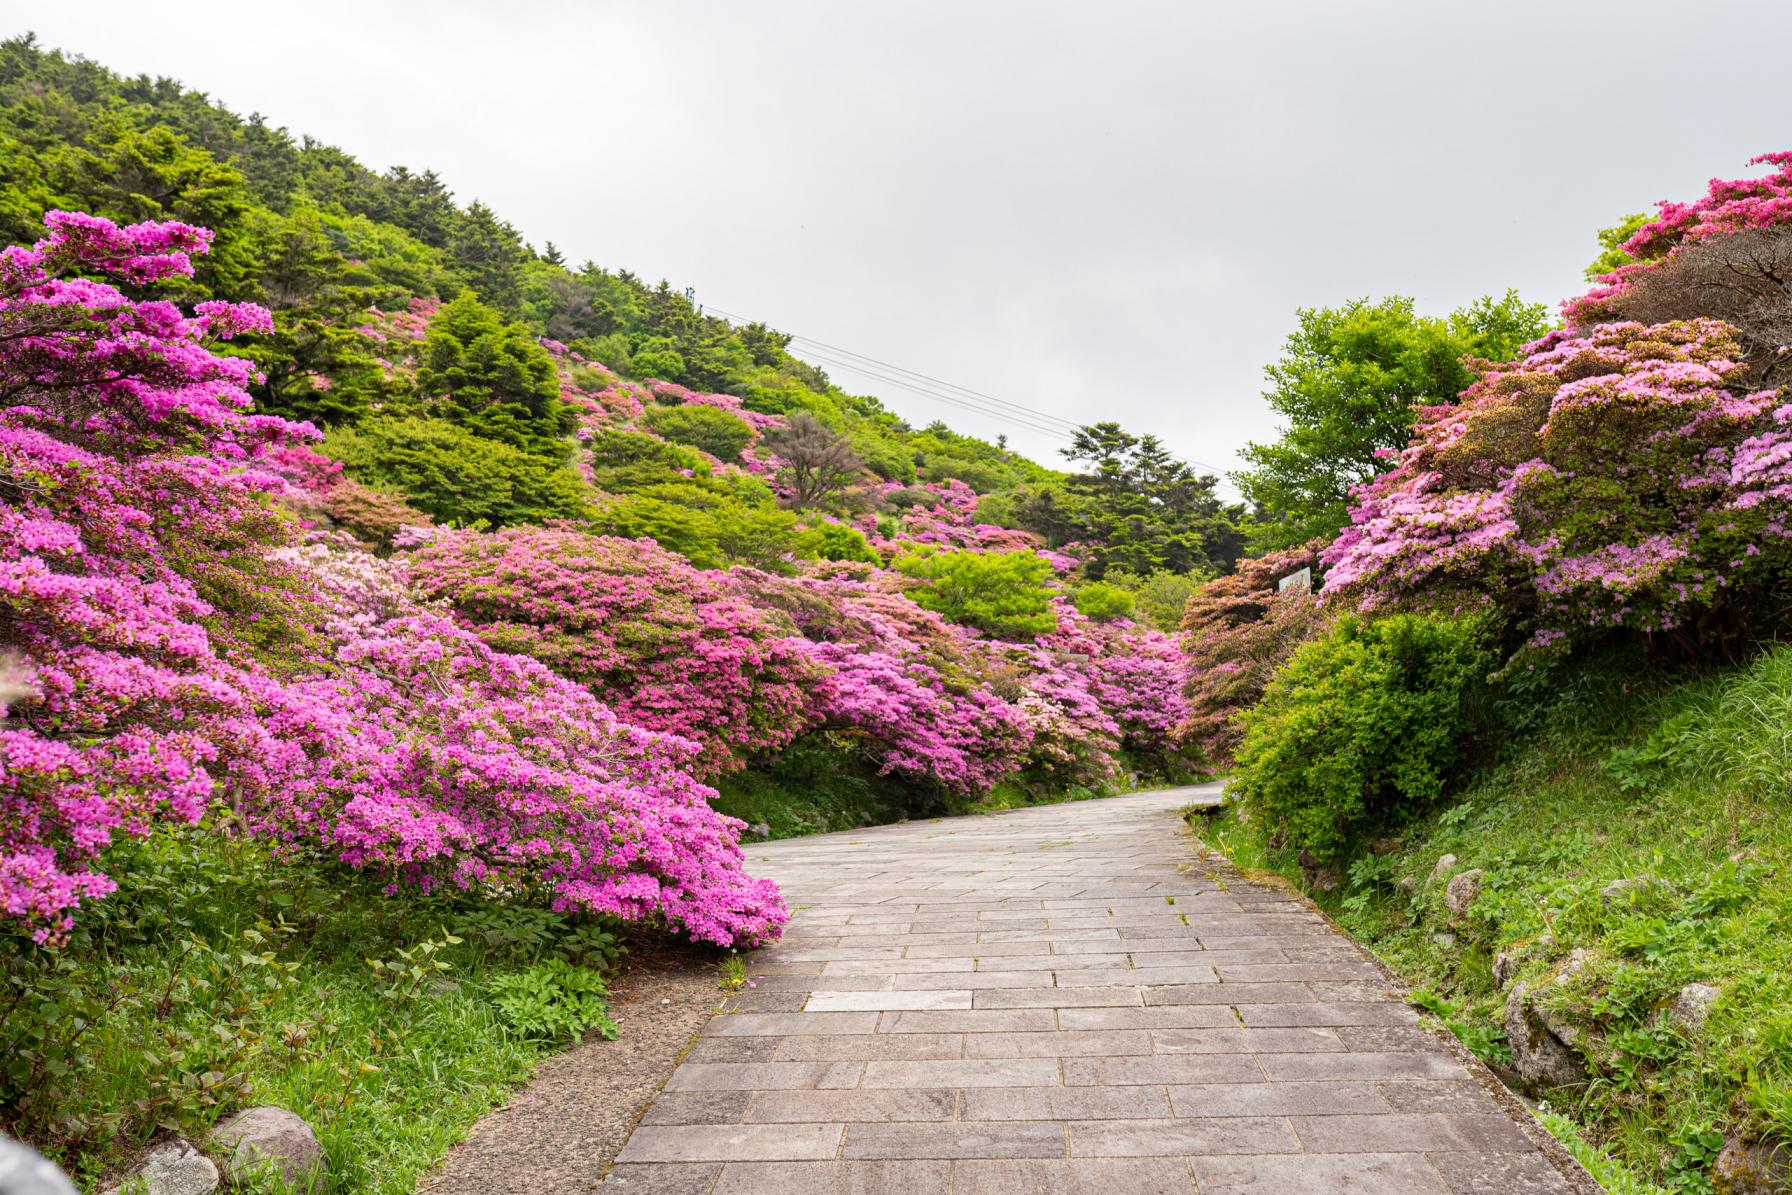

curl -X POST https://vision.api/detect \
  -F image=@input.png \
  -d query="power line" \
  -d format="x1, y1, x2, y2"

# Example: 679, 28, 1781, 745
704, 304, 1080, 430
703, 303, 1237, 478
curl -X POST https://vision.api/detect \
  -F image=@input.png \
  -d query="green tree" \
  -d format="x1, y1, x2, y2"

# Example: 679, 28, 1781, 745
1234, 292, 1550, 550
644, 403, 755, 460
416, 291, 572, 454
325, 417, 591, 528
449, 200, 527, 314
1584, 211, 1651, 280
1055, 423, 1245, 579
894, 548, 1057, 639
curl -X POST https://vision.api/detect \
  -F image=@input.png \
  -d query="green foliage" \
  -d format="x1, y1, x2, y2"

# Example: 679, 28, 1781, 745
643, 402, 756, 460
1235, 292, 1552, 550
485, 960, 619, 1045
1586, 212, 1652, 281
416, 292, 572, 453
1231, 613, 1496, 859
1099, 565, 1213, 631
1046, 423, 1245, 578
1071, 580, 1135, 622
325, 416, 590, 528
807, 521, 880, 564
0, 822, 635, 1193
894, 548, 1058, 639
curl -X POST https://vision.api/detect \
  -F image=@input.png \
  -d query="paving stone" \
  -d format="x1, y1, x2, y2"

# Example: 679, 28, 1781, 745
775, 1033, 963, 1061
973, 986, 1143, 1008
616, 1122, 844, 1162
705, 1012, 880, 1036
1191, 1152, 1450, 1193
1235, 1002, 1420, 1028
841, 1121, 1064, 1159
960, 1085, 1171, 1120
806, 989, 971, 1011
1066, 1116, 1299, 1156
879, 1009, 1057, 1033
1056, 1005, 1238, 1031
688, 1037, 784, 1063
640, 1091, 752, 1125
710, 1160, 952, 1194
744, 1089, 955, 1123
1261, 1052, 1469, 1082
952, 1158, 1194, 1193
1151, 1027, 1341, 1054
1376, 1080, 1509, 1114
860, 1058, 1062, 1088
1167, 1080, 1391, 1117
601, 1162, 722, 1191
1292, 1113, 1534, 1153
1336, 1024, 1457, 1052
1062, 1054, 1264, 1086
1144, 982, 1316, 1005
664, 1062, 864, 1091
895, 970, 1055, 989
1427, 1150, 1576, 1193
962, 1029, 1151, 1057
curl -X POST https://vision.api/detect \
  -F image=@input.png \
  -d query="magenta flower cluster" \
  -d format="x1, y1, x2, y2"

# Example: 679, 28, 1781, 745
0, 213, 785, 947
1322, 318, 1787, 661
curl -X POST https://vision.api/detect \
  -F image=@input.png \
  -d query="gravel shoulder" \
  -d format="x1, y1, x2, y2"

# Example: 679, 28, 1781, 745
421, 944, 727, 1195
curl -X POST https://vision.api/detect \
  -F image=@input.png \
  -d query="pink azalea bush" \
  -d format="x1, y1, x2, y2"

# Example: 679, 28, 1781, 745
405, 528, 820, 776
1321, 318, 1787, 663
0, 213, 785, 947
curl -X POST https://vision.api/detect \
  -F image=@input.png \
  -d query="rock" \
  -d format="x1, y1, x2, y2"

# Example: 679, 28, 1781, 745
1601, 874, 1671, 907
1672, 982, 1721, 1033
1444, 868, 1484, 917
209, 1107, 323, 1189
1712, 1137, 1792, 1195
100, 1140, 218, 1195
747, 822, 771, 839
1492, 950, 1520, 988
0, 1136, 80, 1195
1301, 864, 1341, 894
1430, 931, 1458, 949
1430, 854, 1459, 883
1503, 981, 1587, 1094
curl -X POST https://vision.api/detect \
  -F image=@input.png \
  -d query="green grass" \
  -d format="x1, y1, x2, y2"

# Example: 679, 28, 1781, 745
1190, 645, 1792, 1193
2, 826, 638, 1194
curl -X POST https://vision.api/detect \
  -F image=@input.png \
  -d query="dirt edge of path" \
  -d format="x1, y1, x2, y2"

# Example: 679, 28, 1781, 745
420, 945, 728, 1195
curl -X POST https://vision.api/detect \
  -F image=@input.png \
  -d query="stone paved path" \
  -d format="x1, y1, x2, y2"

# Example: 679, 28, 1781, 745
605, 788, 1592, 1193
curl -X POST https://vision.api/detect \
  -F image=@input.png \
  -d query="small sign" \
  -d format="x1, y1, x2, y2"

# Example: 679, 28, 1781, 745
1277, 567, 1312, 595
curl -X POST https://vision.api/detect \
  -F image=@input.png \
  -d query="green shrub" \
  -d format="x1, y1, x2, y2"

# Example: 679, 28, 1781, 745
1101, 565, 1214, 630
1072, 581, 1135, 622
325, 417, 590, 528
643, 403, 755, 460
1231, 612, 1495, 858
807, 521, 880, 564
486, 960, 619, 1044
893, 548, 1057, 639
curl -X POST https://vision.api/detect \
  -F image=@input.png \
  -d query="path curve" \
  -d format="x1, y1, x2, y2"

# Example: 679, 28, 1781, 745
605, 788, 1595, 1193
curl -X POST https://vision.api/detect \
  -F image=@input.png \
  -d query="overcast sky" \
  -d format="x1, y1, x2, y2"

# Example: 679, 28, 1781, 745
8, 0, 1792, 484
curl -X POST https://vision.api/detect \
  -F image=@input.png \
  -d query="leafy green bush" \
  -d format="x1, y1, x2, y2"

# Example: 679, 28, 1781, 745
1231, 612, 1495, 859
1072, 581, 1135, 622
807, 521, 880, 564
486, 960, 619, 1044
894, 548, 1057, 639
1100, 566, 1213, 630
644, 403, 755, 460
325, 416, 589, 528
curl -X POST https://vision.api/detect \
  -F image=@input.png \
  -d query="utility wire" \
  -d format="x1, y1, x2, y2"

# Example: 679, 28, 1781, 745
704, 304, 1080, 431
704, 303, 1237, 478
